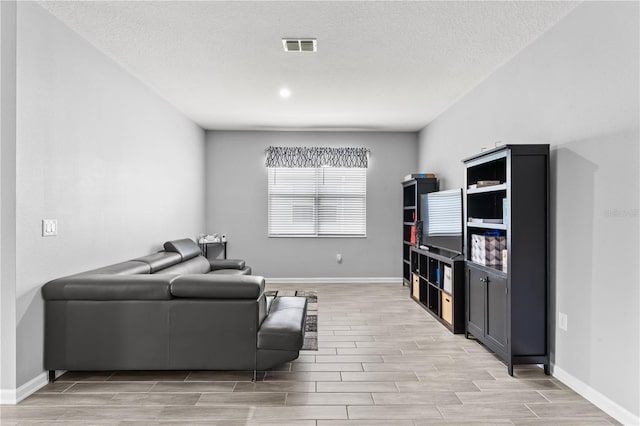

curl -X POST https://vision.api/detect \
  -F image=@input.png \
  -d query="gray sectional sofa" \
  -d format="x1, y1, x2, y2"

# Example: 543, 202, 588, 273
42, 238, 306, 379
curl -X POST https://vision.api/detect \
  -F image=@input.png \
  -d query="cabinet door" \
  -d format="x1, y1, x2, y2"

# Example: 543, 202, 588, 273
466, 266, 485, 338
486, 273, 508, 354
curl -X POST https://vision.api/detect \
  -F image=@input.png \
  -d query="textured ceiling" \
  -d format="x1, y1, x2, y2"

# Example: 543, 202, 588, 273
38, 1, 579, 131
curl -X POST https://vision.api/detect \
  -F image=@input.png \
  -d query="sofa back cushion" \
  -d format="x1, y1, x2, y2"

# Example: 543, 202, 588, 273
156, 255, 210, 275
163, 238, 201, 261
43, 275, 177, 301
171, 275, 264, 299
78, 261, 151, 275
133, 252, 182, 273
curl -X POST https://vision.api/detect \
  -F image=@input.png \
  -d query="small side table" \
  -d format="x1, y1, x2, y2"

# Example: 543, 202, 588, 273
199, 241, 227, 259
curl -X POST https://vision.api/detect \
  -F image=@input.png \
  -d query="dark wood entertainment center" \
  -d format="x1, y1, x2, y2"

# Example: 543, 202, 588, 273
410, 246, 465, 333
402, 177, 466, 334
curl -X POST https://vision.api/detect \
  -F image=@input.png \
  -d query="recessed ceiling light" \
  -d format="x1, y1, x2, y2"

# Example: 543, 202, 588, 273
279, 88, 291, 98
282, 38, 317, 52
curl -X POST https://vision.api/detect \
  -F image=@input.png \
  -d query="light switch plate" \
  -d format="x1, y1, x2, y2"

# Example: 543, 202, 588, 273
558, 312, 568, 331
42, 219, 58, 237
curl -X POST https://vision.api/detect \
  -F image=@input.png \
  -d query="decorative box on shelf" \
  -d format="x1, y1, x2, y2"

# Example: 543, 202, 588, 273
470, 233, 506, 266
412, 273, 420, 299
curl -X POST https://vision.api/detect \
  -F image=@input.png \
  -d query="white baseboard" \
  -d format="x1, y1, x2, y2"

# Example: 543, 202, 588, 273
0, 371, 48, 405
552, 364, 639, 425
266, 277, 403, 284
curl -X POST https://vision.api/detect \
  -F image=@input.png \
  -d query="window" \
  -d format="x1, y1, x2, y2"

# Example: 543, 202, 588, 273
268, 167, 366, 237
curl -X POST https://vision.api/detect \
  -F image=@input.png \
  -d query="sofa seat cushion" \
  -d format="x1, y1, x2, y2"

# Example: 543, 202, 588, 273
42, 275, 177, 301
257, 296, 306, 351
268, 296, 306, 311
132, 252, 182, 273
155, 256, 210, 274
208, 267, 251, 276
171, 275, 265, 299
209, 259, 246, 270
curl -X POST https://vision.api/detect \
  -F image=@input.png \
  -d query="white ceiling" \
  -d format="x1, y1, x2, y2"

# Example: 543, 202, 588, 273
38, 1, 579, 131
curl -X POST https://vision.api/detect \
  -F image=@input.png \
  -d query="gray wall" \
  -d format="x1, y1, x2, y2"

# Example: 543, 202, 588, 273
7, 2, 206, 389
418, 2, 639, 420
0, 0, 18, 394
205, 131, 418, 279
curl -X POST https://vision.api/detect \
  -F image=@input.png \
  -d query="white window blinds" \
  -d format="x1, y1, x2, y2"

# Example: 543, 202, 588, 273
268, 167, 366, 237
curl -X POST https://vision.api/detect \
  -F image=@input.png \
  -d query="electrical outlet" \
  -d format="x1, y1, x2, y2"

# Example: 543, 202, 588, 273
42, 219, 58, 237
336, 253, 342, 263
558, 312, 568, 331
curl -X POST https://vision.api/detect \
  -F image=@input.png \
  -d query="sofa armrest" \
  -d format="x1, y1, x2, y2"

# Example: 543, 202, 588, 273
42, 274, 177, 301
170, 275, 264, 299
209, 259, 246, 271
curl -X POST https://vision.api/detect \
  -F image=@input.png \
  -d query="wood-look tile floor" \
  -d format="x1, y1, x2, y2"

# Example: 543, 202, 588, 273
1, 282, 619, 425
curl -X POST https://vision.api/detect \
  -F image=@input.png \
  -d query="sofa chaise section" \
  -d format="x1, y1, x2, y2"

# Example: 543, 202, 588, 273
257, 296, 308, 370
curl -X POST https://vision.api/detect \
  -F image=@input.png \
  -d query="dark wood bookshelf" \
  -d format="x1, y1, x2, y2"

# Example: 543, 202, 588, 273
463, 144, 550, 375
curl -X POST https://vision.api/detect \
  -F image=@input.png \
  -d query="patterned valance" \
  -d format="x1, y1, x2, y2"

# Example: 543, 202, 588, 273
265, 146, 369, 168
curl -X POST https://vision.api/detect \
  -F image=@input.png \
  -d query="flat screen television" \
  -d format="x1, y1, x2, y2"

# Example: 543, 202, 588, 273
419, 188, 463, 254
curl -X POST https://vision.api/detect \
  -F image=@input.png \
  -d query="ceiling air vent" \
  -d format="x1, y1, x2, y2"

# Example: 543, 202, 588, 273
282, 38, 317, 52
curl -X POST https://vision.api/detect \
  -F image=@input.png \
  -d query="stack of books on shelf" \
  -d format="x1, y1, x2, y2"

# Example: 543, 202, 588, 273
403, 173, 436, 182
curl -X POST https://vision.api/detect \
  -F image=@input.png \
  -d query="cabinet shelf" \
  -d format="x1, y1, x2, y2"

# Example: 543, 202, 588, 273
467, 183, 507, 194
465, 260, 507, 277
467, 222, 507, 230
428, 281, 440, 291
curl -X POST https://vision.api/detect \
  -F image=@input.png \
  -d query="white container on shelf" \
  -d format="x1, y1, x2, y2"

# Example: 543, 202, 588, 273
443, 265, 452, 293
